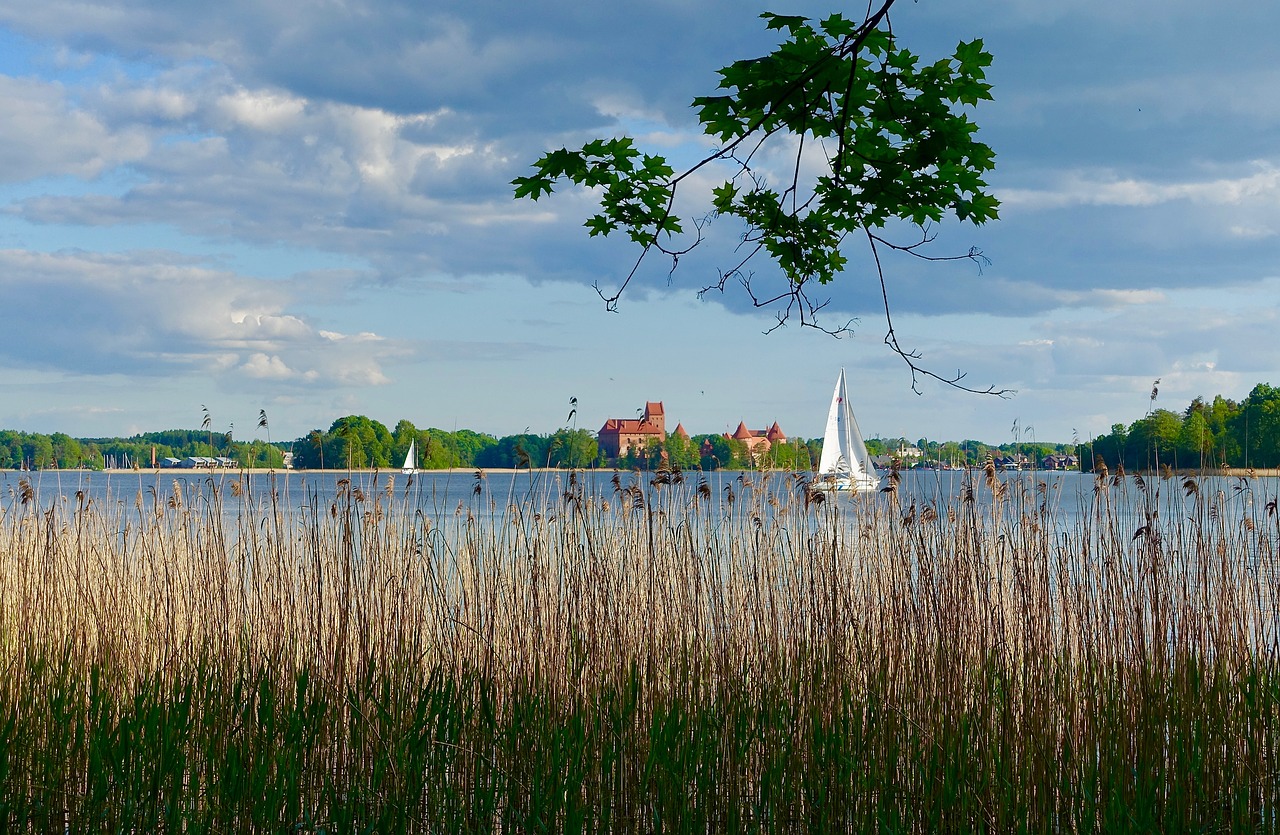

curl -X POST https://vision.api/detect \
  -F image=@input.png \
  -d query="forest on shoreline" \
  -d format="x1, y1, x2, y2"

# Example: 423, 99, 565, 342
0, 419, 1067, 473
2, 381, 1277, 472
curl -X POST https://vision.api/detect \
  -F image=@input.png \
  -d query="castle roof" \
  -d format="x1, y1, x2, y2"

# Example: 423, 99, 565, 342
599, 417, 663, 435
599, 400, 666, 437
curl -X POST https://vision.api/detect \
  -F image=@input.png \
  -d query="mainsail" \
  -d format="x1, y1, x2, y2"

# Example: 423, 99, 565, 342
815, 368, 880, 493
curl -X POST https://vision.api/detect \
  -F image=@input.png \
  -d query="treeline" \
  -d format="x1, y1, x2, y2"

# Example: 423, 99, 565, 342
288, 416, 821, 471
864, 437, 1077, 468
0, 414, 827, 472
0, 429, 282, 470
25, 385, 1280, 475
1, 413, 1081, 473
280, 418, 1077, 472
1084, 383, 1280, 472
289, 417, 499, 470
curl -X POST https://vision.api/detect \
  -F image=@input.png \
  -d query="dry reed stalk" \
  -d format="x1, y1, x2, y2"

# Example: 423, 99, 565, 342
1, 470, 1277, 810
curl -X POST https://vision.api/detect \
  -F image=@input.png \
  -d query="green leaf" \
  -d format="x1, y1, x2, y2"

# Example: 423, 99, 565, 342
513, 6, 1000, 319
585, 215, 614, 237
819, 14, 858, 38
711, 182, 738, 213
760, 13, 809, 33
511, 175, 553, 201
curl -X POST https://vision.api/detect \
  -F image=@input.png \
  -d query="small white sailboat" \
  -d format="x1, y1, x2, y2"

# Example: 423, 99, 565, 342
813, 368, 881, 493
401, 440, 417, 475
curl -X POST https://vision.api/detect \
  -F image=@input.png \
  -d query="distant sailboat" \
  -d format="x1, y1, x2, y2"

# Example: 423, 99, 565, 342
813, 368, 881, 493
401, 440, 417, 475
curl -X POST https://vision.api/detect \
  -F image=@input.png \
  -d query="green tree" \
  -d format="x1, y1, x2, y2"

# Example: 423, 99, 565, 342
547, 429, 598, 468
0, 431, 22, 468
438, 429, 499, 468
1177, 409, 1211, 469
515, 5, 1004, 394
1089, 424, 1129, 473
392, 419, 419, 468
662, 432, 700, 470
28, 435, 55, 469
50, 433, 82, 468
694, 434, 738, 470
237, 440, 283, 469
329, 415, 394, 469
1120, 409, 1178, 471
476, 435, 548, 469
1235, 384, 1280, 469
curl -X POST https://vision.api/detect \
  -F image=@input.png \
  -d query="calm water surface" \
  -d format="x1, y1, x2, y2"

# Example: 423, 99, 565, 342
4, 467, 1272, 525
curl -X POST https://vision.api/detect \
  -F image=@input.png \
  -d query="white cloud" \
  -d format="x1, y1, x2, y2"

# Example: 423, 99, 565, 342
0, 248, 403, 387
0, 76, 151, 181
999, 162, 1280, 210
214, 88, 307, 132
0, 0, 1278, 444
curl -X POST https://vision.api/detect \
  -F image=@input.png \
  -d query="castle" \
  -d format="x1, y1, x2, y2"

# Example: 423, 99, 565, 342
725, 421, 788, 460
597, 401, 676, 458
598, 401, 784, 462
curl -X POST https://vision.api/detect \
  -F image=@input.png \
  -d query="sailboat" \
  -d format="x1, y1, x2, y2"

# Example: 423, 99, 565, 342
401, 440, 417, 475
813, 368, 881, 493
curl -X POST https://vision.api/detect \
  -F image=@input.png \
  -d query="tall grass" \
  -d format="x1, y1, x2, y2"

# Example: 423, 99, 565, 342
1, 468, 1277, 831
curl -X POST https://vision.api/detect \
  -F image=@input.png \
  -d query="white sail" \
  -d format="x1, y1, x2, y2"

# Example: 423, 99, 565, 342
814, 368, 880, 493
401, 440, 417, 475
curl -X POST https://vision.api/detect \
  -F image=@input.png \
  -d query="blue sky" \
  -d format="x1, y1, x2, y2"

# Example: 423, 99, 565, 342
1, 0, 1277, 446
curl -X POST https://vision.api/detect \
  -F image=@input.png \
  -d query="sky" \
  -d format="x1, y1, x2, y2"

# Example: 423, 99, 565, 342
0, 0, 1277, 447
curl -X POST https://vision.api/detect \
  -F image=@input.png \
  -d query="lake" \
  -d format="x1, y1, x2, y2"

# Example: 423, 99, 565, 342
3, 466, 1269, 527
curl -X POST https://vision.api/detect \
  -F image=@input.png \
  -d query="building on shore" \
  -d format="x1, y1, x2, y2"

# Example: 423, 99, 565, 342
598, 401, 787, 466
597, 401, 666, 459
722, 421, 787, 463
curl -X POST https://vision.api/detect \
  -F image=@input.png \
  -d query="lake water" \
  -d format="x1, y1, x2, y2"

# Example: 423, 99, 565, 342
3, 466, 1272, 527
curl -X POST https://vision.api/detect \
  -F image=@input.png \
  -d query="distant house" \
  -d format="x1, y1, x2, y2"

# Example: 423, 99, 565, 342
598, 401, 667, 459
992, 453, 1030, 471
725, 421, 787, 462
1042, 454, 1079, 470
178, 456, 235, 469
160, 457, 182, 468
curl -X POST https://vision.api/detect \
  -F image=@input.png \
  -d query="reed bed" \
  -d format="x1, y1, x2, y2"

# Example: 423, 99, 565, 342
0, 468, 1277, 832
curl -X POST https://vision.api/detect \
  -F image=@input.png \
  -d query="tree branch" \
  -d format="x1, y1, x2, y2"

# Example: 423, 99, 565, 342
866, 228, 1012, 397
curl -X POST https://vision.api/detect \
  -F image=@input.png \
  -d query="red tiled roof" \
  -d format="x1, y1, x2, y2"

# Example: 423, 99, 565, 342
732, 421, 753, 440
601, 400, 665, 437
599, 419, 663, 436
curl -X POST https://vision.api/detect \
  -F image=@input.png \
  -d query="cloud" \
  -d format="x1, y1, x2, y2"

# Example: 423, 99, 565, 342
0, 75, 151, 181
6, 67, 562, 281
0, 248, 403, 386
239, 353, 300, 380
1000, 163, 1280, 211
0, 0, 774, 131
1, 0, 1278, 444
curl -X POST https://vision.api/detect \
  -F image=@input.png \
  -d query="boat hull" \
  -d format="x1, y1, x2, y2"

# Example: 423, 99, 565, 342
811, 474, 881, 493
